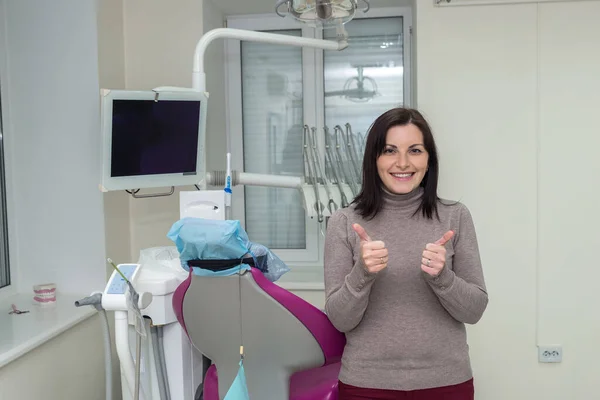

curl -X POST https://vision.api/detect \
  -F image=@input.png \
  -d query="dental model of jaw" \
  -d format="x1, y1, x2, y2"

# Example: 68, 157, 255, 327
33, 283, 57, 306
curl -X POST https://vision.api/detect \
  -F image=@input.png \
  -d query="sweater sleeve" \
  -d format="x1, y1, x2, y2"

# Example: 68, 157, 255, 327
424, 204, 489, 324
323, 211, 378, 333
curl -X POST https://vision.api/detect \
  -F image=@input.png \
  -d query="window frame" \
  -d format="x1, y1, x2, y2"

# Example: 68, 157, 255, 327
225, 7, 413, 283
0, 3, 15, 298
226, 16, 321, 265
0, 86, 9, 292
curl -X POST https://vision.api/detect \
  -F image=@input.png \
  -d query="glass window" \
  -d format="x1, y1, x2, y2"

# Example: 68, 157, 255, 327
324, 17, 405, 130
240, 30, 307, 249
323, 17, 404, 185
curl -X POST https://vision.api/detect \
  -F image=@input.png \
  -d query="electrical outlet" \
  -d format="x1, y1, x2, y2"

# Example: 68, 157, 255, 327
538, 345, 562, 363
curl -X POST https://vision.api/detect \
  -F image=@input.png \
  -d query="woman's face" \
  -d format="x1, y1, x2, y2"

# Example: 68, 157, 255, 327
376, 123, 429, 194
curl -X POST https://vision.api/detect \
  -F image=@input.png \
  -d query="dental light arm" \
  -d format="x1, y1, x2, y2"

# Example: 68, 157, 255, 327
192, 27, 348, 92
189, 27, 350, 218
152, 27, 351, 218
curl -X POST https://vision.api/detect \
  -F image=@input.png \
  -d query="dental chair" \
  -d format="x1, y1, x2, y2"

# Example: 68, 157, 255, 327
173, 265, 346, 400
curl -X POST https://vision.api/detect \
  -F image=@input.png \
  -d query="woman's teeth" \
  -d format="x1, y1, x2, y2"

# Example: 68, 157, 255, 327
392, 173, 413, 178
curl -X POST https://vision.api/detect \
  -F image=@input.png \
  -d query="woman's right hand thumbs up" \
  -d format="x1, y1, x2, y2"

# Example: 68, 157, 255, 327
352, 223, 388, 274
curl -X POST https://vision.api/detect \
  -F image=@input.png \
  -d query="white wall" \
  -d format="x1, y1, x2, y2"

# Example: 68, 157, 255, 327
122, 0, 227, 260
1, 0, 107, 295
536, 2, 599, 396
123, 0, 204, 258
0, 0, 109, 399
416, 1, 600, 399
0, 315, 106, 400
99, 0, 132, 268
202, 0, 228, 174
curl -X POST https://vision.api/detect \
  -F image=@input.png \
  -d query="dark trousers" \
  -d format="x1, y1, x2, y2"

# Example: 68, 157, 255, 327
338, 378, 474, 400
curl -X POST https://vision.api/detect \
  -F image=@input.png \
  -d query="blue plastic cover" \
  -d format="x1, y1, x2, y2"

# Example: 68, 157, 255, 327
166, 217, 290, 282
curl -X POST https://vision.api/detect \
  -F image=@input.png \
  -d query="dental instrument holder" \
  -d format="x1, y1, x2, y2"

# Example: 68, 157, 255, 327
204, 119, 364, 223
103, 263, 152, 312
102, 263, 153, 400
204, 167, 355, 223
301, 123, 364, 222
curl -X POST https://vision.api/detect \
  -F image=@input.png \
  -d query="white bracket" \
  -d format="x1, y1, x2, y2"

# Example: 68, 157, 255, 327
300, 183, 356, 222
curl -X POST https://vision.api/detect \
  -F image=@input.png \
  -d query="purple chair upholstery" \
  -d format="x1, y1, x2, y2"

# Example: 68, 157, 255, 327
173, 267, 346, 400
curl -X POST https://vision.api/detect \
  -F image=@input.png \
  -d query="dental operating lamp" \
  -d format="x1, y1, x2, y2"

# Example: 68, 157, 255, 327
276, 0, 370, 28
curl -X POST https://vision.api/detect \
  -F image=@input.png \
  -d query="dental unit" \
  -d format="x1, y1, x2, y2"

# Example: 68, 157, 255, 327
76, 1, 371, 399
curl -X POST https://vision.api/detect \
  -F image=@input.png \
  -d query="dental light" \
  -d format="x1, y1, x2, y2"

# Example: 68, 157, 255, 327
275, 0, 370, 29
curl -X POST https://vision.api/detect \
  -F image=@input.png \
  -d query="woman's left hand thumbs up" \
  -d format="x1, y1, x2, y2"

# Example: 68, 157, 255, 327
421, 231, 454, 277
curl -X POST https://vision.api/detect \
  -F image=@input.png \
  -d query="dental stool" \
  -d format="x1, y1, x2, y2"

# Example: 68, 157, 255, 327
173, 266, 346, 400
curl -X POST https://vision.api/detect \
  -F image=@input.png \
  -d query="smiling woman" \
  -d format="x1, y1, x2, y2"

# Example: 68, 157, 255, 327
353, 107, 440, 220
323, 107, 488, 399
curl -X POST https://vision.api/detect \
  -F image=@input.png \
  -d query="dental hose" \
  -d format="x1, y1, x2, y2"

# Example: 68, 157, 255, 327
100, 309, 113, 400
151, 326, 171, 400
157, 326, 172, 399
135, 331, 142, 400
74, 294, 112, 400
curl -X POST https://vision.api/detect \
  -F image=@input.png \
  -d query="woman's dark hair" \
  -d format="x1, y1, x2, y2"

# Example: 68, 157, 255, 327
352, 107, 440, 220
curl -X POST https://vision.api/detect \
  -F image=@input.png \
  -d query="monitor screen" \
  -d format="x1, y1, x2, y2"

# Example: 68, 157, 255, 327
100, 89, 208, 191
110, 99, 200, 178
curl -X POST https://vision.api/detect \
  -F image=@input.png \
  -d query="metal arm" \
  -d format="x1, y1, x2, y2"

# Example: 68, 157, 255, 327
191, 27, 349, 200
192, 28, 348, 93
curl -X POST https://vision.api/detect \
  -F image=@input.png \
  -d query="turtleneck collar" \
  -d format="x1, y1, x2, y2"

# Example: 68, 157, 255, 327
381, 186, 424, 211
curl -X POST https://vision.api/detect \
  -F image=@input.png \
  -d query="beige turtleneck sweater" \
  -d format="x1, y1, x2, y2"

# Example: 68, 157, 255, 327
323, 187, 488, 391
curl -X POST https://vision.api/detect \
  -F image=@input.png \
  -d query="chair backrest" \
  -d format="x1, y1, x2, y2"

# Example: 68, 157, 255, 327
173, 267, 345, 400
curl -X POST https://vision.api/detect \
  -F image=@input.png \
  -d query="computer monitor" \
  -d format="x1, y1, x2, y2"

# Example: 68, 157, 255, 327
100, 88, 208, 191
